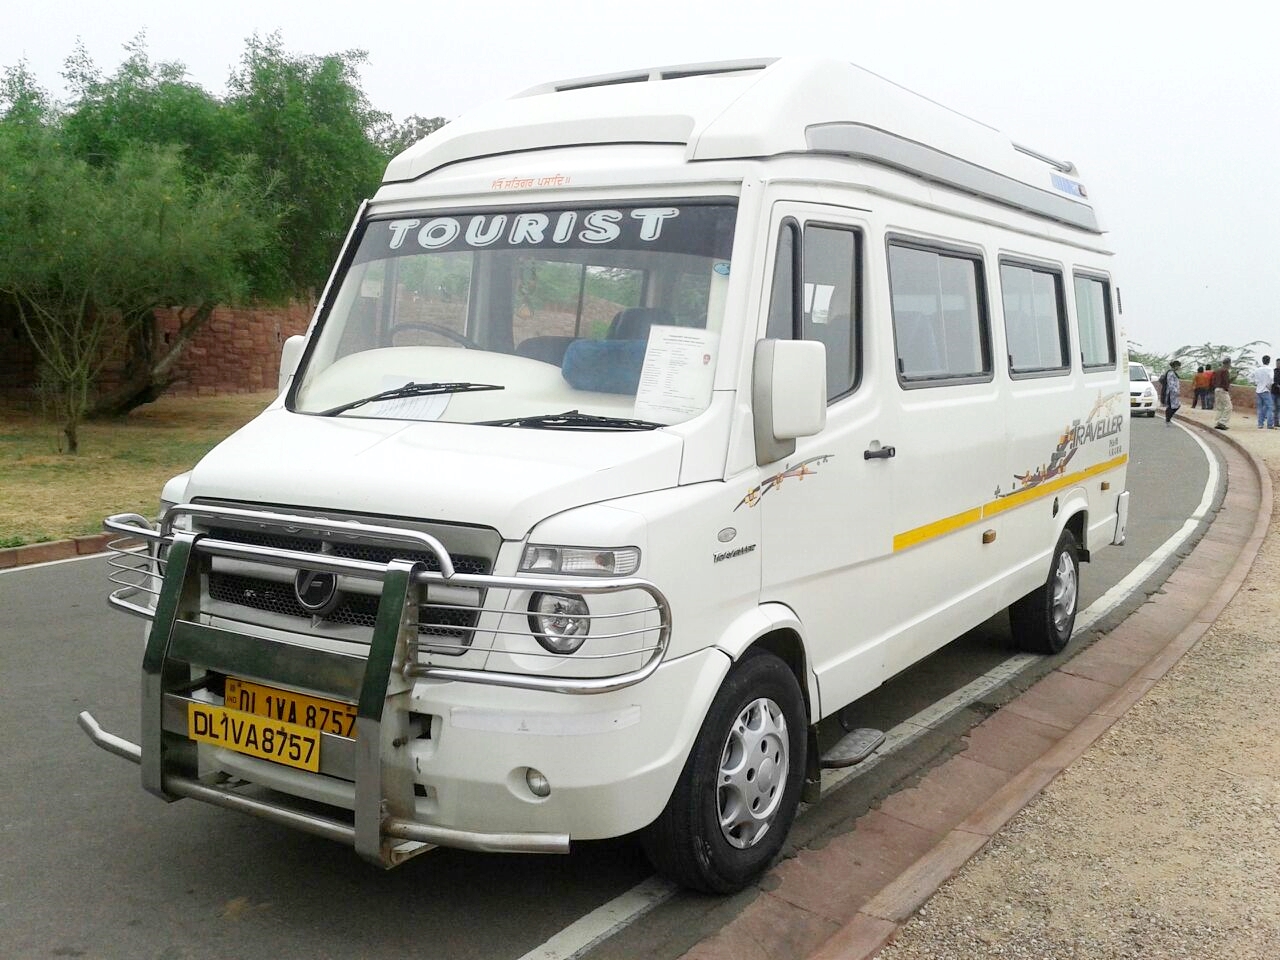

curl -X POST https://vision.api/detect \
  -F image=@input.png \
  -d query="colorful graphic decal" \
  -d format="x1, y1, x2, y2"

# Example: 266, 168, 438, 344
735, 455, 834, 511
997, 391, 1125, 498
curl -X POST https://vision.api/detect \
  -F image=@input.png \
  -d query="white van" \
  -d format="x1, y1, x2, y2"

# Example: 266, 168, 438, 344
84, 58, 1130, 893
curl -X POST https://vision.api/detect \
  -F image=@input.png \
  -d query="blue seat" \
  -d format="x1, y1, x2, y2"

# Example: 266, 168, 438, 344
561, 340, 649, 394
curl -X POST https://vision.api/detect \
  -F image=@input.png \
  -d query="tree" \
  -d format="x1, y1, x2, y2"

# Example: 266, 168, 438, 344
374, 113, 448, 158
61, 36, 235, 174
225, 33, 389, 295
1, 61, 53, 126
0, 133, 275, 451
1169, 341, 1269, 382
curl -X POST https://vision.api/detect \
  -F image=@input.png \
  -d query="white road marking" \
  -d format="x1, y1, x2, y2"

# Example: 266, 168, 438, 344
514, 875, 678, 960
519, 428, 1221, 960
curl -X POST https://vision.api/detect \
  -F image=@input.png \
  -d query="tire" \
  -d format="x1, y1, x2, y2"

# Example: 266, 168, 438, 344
1010, 527, 1079, 654
640, 651, 807, 893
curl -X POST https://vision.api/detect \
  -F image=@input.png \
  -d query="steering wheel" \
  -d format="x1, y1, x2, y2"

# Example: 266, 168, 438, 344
389, 322, 482, 350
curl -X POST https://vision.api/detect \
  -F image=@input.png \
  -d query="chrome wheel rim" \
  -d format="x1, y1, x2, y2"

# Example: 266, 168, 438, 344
1051, 549, 1078, 636
717, 697, 789, 849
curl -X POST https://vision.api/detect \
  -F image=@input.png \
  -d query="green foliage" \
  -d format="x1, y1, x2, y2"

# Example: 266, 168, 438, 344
1125, 342, 1169, 372
1, 61, 53, 125
61, 36, 236, 174
1169, 341, 1270, 382
1, 32, 447, 427
375, 114, 448, 158
0, 128, 275, 451
226, 33, 389, 295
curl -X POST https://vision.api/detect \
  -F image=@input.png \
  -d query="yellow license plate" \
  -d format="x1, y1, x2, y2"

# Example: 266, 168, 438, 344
188, 702, 321, 772
224, 677, 357, 738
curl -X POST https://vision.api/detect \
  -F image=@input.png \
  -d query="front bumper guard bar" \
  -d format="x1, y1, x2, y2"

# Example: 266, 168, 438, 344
77, 712, 568, 856
86, 505, 668, 866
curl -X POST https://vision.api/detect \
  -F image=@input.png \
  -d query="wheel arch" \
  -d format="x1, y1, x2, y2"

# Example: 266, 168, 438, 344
713, 603, 818, 724
1058, 495, 1090, 562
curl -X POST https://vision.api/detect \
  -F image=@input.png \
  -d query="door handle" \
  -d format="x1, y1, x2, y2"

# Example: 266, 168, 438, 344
863, 445, 896, 460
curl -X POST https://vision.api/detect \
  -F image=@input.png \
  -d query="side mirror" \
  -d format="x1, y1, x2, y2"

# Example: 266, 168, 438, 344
752, 339, 827, 465
278, 335, 306, 394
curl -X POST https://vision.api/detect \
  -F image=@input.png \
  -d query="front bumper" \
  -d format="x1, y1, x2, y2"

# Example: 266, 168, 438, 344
84, 505, 686, 866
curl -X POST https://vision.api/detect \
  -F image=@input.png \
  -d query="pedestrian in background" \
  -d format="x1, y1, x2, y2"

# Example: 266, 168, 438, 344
1252, 354, 1275, 429
1272, 357, 1280, 425
1193, 364, 1211, 409
1213, 358, 1233, 430
1162, 360, 1183, 426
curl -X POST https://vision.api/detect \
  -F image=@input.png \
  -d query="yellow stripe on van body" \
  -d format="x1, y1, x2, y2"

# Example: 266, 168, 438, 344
892, 506, 984, 551
891, 453, 1129, 552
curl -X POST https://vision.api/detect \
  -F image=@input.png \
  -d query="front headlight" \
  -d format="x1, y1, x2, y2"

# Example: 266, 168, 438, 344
1143, 386, 1156, 399
520, 544, 641, 577
527, 592, 591, 653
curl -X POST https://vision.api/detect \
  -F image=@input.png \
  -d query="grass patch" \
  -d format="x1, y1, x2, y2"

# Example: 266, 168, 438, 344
0, 392, 276, 544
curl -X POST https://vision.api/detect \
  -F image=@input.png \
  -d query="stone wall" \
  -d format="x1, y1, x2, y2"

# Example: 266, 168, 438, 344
0, 300, 314, 404
1174, 379, 1258, 410
144, 301, 313, 397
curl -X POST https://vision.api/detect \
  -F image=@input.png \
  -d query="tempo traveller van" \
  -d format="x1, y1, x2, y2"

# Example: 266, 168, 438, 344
82, 57, 1131, 893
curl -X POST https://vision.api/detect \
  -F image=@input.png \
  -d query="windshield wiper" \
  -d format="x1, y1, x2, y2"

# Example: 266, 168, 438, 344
478, 410, 664, 431
317, 381, 504, 417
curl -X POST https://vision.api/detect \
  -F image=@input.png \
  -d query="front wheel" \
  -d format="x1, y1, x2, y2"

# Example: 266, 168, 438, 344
640, 651, 807, 893
1009, 527, 1079, 654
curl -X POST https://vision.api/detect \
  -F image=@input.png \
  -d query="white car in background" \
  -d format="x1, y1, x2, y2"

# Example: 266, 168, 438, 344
1129, 362, 1158, 416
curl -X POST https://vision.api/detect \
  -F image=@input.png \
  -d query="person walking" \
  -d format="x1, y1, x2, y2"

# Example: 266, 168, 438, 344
1162, 360, 1183, 425
1212, 358, 1233, 429
1252, 355, 1275, 429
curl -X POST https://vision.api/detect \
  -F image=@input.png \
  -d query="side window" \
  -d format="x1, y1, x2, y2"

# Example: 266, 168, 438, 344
766, 219, 861, 401
999, 260, 1069, 375
1074, 273, 1116, 368
803, 226, 860, 399
889, 241, 991, 383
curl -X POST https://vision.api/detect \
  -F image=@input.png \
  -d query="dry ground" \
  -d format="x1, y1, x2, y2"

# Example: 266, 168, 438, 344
0, 391, 275, 545
880, 404, 1280, 959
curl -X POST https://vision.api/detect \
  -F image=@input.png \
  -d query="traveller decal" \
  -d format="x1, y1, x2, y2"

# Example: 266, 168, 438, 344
1000, 391, 1125, 496
734, 455, 834, 511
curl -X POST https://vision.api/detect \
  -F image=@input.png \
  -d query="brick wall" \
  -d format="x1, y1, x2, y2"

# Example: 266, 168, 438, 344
148, 301, 314, 397
0, 300, 314, 404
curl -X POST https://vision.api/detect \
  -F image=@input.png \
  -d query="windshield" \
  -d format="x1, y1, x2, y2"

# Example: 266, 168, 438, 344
293, 201, 737, 427
1128, 363, 1148, 381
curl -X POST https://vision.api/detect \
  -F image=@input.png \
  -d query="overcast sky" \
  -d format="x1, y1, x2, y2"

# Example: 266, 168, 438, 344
4, 0, 1277, 357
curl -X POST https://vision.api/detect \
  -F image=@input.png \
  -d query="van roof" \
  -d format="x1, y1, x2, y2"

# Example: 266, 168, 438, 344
383, 57, 1100, 233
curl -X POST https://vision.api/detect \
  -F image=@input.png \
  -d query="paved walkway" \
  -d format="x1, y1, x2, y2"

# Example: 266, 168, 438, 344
679, 405, 1270, 960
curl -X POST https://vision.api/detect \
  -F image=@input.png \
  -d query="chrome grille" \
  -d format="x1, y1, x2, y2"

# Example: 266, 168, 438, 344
207, 526, 491, 575
203, 523, 490, 647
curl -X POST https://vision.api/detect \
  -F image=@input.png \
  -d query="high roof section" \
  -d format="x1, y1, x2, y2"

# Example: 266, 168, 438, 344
383, 58, 1099, 233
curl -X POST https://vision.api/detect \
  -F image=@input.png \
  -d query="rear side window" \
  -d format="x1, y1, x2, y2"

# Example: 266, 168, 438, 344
1074, 273, 1116, 369
888, 241, 992, 383
999, 260, 1069, 375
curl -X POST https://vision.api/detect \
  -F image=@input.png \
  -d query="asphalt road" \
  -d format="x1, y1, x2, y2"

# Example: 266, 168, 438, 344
0, 416, 1214, 960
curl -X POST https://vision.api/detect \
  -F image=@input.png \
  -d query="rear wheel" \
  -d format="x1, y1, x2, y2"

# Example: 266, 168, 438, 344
640, 651, 806, 893
1010, 527, 1079, 654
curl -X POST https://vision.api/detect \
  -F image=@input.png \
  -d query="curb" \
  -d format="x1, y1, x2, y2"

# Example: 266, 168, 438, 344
805, 419, 1273, 960
0, 533, 112, 570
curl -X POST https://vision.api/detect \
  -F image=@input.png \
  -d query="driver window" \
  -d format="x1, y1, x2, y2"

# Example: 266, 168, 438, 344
765, 219, 861, 401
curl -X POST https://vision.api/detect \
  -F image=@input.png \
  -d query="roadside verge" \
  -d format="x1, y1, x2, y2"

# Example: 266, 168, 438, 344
0, 533, 112, 570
